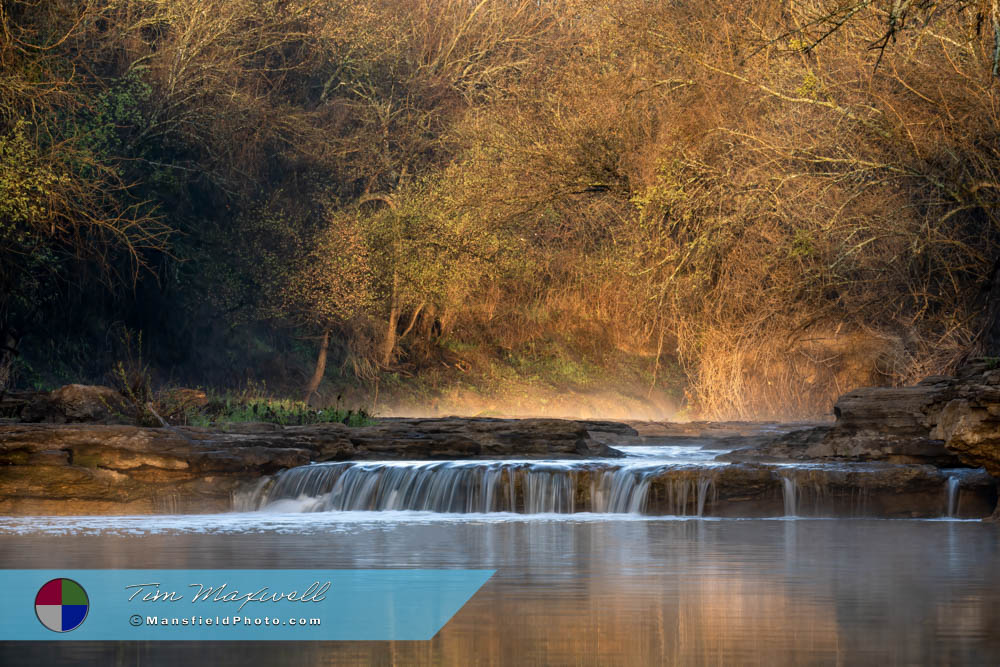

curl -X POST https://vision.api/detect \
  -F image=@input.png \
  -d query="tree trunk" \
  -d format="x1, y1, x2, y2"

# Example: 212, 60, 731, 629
0, 332, 17, 393
439, 306, 454, 338
383, 302, 399, 367
303, 329, 330, 404
422, 303, 438, 342
399, 301, 425, 341
382, 271, 400, 367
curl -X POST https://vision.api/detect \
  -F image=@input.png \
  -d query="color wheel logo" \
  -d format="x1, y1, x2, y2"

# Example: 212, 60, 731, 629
35, 578, 89, 632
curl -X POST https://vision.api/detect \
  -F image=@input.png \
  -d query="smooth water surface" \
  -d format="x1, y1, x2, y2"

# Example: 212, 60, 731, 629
1, 516, 998, 665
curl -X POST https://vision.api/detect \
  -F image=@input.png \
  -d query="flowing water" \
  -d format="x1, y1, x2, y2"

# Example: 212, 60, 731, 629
948, 475, 961, 518
1, 439, 998, 665
239, 444, 981, 519
240, 445, 728, 517
781, 475, 798, 516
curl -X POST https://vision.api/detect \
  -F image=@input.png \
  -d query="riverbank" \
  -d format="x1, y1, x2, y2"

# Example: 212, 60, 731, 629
2, 359, 999, 518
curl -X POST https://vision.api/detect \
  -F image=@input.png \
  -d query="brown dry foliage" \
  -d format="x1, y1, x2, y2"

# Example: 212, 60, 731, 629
431, 0, 1000, 418
3, 0, 999, 416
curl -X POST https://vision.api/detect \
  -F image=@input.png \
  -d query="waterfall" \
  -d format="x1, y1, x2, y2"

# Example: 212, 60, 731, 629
946, 476, 960, 518
662, 477, 714, 517
778, 471, 835, 517
242, 461, 717, 516
696, 476, 713, 517
590, 467, 652, 513
236, 458, 979, 519
781, 476, 797, 517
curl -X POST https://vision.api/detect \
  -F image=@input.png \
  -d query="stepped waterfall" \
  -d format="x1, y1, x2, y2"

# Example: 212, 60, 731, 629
239, 459, 718, 516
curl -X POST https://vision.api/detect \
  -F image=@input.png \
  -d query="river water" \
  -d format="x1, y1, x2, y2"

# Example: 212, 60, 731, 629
1, 443, 998, 664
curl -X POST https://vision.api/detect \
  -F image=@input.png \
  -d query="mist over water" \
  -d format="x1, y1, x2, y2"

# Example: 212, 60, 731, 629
381, 388, 681, 421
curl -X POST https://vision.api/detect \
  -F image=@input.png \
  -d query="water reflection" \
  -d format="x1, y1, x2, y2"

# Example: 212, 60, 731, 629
0, 519, 997, 665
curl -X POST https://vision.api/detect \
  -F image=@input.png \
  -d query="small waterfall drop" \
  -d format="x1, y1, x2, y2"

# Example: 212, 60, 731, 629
946, 476, 960, 518
662, 477, 714, 517
781, 476, 797, 517
696, 477, 713, 517
590, 467, 651, 513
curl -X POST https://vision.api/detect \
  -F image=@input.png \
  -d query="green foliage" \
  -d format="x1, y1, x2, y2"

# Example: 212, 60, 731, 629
76, 72, 152, 161
284, 211, 375, 328
503, 347, 597, 388
187, 396, 372, 427
788, 230, 816, 259
213, 188, 331, 326
795, 72, 820, 99
0, 122, 63, 324
0, 121, 65, 230
106, 330, 162, 426
362, 180, 497, 312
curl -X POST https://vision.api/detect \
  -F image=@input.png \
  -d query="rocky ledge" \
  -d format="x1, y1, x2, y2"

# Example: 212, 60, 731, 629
718, 358, 1000, 518
0, 417, 625, 514
720, 360, 1000, 464
639, 463, 997, 519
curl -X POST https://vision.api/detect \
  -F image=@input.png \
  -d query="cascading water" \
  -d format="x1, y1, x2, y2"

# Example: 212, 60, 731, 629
696, 476, 713, 516
232, 445, 982, 519
781, 476, 797, 517
241, 452, 722, 517
946, 476, 960, 518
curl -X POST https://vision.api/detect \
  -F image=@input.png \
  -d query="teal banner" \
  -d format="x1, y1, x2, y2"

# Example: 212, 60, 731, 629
0, 569, 494, 641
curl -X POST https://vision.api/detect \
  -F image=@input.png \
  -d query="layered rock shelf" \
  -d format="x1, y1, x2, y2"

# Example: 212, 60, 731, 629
663, 463, 996, 519
719, 359, 1000, 475
0, 418, 625, 514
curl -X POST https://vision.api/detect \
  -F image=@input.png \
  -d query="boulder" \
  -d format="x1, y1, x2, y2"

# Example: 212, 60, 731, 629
156, 388, 209, 420
929, 371, 1000, 474
20, 385, 130, 424
0, 390, 44, 421
718, 362, 1000, 467
928, 365, 1000, 518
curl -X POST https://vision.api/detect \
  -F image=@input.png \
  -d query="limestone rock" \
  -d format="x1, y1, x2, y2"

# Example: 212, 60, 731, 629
641, 463, 996, 519
0, 418, 625, 514
933, 399, 1000, 479
718, 364, 1000, 466
356, 418, 624, 459
20, 385, 130, 424
714, 358, 1000, 519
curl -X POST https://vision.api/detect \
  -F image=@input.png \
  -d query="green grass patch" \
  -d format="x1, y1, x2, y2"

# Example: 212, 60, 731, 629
185, 396, 373, 427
